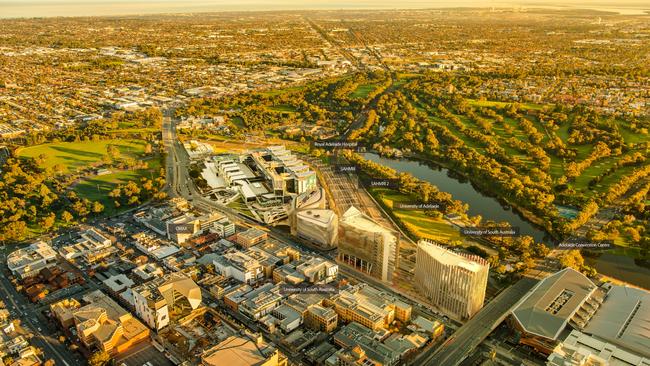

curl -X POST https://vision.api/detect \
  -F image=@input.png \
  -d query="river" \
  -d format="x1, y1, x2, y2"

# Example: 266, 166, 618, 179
361, 153, 549, 243
362, 152, 650, 290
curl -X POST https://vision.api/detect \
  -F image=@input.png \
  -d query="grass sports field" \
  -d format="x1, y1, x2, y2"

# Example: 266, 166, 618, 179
19, 139, 161, 214
18, 139, 148, 173
350, 83, 378, 99
74, 158, 162, 211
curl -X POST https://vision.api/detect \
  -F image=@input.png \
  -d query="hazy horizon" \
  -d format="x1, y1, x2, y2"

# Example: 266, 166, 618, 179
0, 0, 648, 18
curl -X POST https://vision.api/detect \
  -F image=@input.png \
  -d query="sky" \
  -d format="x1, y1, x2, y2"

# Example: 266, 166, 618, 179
0, 0, 648, 18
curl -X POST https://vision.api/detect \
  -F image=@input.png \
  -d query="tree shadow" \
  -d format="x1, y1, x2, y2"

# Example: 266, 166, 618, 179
50, 146, 104, 158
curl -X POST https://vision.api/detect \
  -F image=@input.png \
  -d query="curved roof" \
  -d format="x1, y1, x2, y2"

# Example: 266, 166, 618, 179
159, 273, 202, 309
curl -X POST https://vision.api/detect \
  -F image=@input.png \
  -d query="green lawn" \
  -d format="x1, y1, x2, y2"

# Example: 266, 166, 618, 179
617, 120, 650, 145
350, 83, 378, 99
554, 122, 572, 143
370, 187, 463, 243
108, 127, 159, 134
572, 156, 618, 190
18, 139, 148, 173
396, 73, 422, 80
230, 116, 245, 129
410, 98, 485, 152
74, 158, 162, 212
549, 155, 565, 178
573, 144, 593, 161
466, 99, 546, 110
227, 197, 255, 217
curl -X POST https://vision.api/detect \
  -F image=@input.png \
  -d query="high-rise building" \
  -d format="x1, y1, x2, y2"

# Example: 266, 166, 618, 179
337, 206, 398, 283
414, 240, 489, 320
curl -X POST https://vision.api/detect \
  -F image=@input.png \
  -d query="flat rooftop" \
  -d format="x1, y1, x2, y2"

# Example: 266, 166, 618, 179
583, 285, 650, 358
7, 241, 56, 269
297, 209, 336, 226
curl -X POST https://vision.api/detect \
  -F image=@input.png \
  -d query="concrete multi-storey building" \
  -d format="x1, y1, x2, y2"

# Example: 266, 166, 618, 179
272, 256, 338, 285
415, 240, 489, 320
165, 212, 225, 244
166, 213, 200, 244
509, 268, 649, 357
7, 241, 57, 279
68, 290, 149, 355
132, 273, 201, 330
58, 228, 112, 260
213, 216, 236, 238
289, 188, 327, 234
304, 304, 338, 333
213, 249, 264, 284
238, 283, 284, 320
548, 330, 650, 366
251, 145, 317, 196
295, 209, 338, 249
133, 263, 164, 281
338, 206, 398, 283
324, 284, 411, 331
333, 322, 402, 366
234, 227, 268, 249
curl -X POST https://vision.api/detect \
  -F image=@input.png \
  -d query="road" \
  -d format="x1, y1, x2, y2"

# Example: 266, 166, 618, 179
163, 106, 467, 364
417, 276, 538, 366
304, 17, 363, 71
0, 251, 81, 366
163, 104, 631, 366
162, 108, 191, 199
